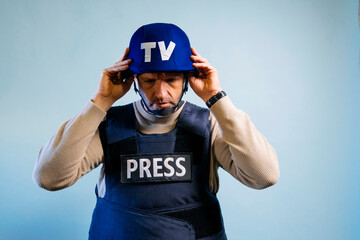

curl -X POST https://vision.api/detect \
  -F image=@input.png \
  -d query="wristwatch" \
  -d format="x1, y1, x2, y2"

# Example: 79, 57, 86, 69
206, 91, 227, 108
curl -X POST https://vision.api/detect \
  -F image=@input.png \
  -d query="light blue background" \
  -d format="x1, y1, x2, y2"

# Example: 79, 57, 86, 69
0, 0, 359, 239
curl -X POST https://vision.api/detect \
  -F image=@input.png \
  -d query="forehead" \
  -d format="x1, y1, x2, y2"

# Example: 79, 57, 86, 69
138, 72, 184, 80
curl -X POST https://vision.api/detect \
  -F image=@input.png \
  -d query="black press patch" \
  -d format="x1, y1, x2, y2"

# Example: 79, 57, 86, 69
120, 153, 192, 183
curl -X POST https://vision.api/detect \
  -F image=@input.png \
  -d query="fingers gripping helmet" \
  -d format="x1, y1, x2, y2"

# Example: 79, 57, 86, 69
127, 23, 196, 116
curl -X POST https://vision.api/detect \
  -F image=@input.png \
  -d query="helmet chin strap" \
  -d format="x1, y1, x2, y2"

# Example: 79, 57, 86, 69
140, 98, 184, 117
134, 77, 188, 117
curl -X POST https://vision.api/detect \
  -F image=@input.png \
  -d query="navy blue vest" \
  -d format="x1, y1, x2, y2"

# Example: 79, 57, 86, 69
89, 102, 227, 240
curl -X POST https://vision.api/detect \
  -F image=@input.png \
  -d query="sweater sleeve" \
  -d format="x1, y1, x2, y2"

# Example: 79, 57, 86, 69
32, 101, 106, 191
209, 96, 279, 190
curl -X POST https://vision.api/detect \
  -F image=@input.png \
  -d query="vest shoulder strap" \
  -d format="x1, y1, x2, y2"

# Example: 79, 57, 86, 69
177, 102, 210, 137
105, 103, 136, 144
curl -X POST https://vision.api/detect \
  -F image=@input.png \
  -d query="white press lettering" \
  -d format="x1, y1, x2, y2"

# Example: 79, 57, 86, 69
176, 157, 186, 177
164, 157, 175, 177
153, 158, 163, 177
158, 41, 176, 61
122, 155, 190, 182
127, 159, 138, 179
141, 42, 156, 62
139, 158, 151, 178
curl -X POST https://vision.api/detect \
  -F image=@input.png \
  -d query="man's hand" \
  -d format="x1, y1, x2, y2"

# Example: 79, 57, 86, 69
189, 47, 222, 102
92, 48, 134, 112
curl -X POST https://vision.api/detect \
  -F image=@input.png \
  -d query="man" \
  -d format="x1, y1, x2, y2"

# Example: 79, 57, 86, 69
33, 23, 279, 240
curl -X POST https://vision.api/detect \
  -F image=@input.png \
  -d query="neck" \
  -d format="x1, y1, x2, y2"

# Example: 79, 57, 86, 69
140, 99, 184, 117
134, 100, 185, 134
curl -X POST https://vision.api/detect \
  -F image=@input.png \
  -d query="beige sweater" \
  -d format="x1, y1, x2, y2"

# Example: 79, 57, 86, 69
33, 96, 279, 193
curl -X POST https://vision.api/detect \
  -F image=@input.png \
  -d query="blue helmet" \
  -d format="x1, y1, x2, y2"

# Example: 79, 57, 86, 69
127, 23, 195, 74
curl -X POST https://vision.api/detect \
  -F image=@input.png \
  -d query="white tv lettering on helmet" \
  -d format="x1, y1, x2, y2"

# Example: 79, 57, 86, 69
158, 41, 176, 61
126, 156, 186, 179
140, 41, 176, 62
140, 42, 156, 62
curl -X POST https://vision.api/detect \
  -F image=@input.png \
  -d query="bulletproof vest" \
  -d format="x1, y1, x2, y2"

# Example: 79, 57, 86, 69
89, 102, 227, 240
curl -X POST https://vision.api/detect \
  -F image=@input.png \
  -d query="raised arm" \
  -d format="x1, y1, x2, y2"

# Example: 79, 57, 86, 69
33, 102, 106, 191
210, 97, 279, 190
33, 48, 134, 191
189, 47, 279, 190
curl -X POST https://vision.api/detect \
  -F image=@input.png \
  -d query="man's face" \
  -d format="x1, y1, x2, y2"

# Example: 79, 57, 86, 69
136, 72, 185, 112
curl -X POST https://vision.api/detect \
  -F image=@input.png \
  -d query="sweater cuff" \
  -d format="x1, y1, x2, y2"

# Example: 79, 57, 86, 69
210, 96, 246, 120
82, 100, 107, 123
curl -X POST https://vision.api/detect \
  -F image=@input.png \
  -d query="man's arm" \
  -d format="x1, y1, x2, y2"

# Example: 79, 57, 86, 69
209, 97, 279, 190
33, 102, 106, 191
189, 47, 279, 190
33, 48, 134, 190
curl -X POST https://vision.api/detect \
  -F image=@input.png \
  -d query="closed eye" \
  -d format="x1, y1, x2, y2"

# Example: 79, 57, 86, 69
144, 79, 156, 83
166, 78, 176, 83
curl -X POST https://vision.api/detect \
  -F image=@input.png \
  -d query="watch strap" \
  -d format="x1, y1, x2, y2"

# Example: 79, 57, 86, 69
206, 91, 227, 108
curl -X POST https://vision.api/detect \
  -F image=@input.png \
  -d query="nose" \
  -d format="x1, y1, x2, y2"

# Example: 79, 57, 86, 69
153, 80, 168, 100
